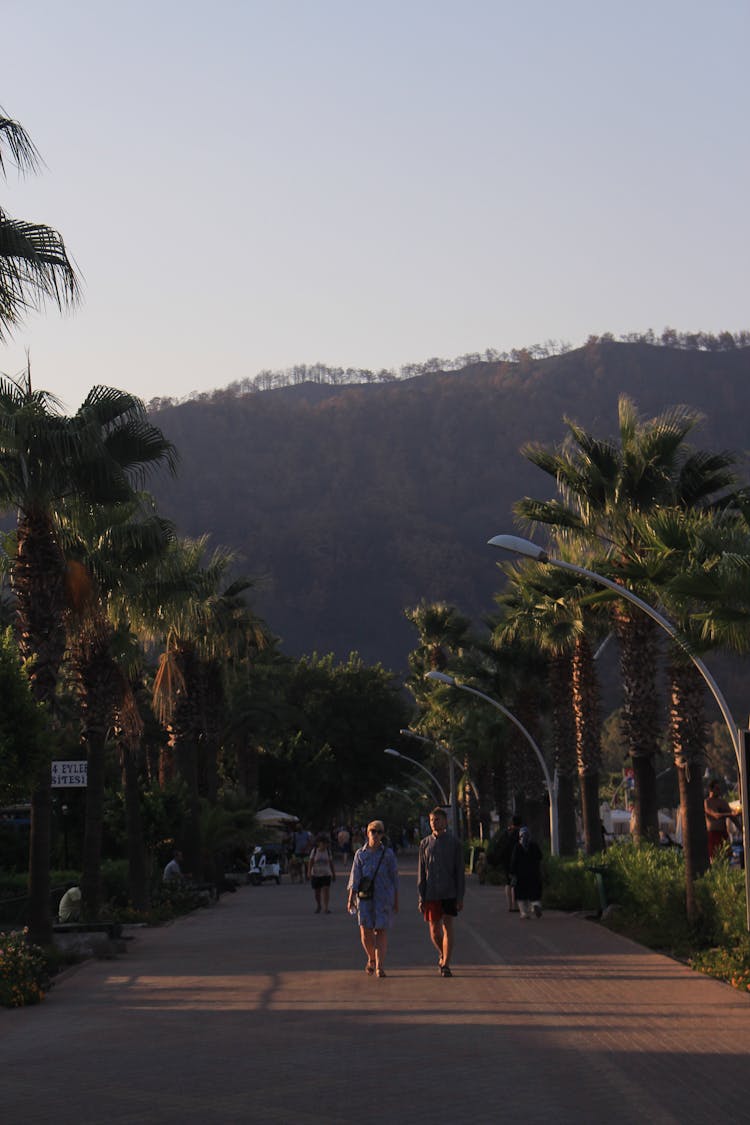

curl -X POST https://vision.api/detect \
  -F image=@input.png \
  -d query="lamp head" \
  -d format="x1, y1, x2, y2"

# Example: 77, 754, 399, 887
425, 670, 456, 686
400, 728, 430, 743
487, 534, 548, 563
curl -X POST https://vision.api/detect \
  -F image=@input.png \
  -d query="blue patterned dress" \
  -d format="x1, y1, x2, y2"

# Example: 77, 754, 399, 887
348, 844, 399, 930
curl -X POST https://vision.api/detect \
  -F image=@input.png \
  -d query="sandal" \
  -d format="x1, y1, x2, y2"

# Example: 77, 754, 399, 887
377, 968, 386, 978
440, 965, 453, 977
365, 961, 375, 975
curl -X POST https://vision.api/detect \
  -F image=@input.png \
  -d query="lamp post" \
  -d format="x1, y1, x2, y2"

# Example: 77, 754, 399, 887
488, 532, 750, 932
425, 670, 559, 856
384, 749, 448, 806
400, 728, 460, 837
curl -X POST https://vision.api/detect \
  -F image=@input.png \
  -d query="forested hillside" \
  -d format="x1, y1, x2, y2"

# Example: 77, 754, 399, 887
149, 340, 750, 677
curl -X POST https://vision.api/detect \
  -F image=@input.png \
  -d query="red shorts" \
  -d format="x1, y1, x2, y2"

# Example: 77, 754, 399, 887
422, 898, 458, 922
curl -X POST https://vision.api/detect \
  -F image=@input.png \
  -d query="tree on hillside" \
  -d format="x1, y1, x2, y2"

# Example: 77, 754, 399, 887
0, 109, 80, 339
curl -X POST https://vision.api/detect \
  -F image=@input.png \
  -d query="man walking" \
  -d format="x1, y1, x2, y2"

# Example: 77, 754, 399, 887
417, 807, 465, 977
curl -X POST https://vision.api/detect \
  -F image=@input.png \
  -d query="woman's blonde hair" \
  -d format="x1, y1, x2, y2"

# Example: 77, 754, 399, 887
367, 819, 385, 834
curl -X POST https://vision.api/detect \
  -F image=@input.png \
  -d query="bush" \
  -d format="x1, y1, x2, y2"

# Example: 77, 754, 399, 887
542, 854, 600, 913
694, 857, 748, 946
0, 929, 50, 1007
595, 842, 693, 952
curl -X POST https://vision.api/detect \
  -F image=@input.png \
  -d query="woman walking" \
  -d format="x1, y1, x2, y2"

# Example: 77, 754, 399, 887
347, 820, 399, 977
510, 826, 543, 920
308, 833, 336, 913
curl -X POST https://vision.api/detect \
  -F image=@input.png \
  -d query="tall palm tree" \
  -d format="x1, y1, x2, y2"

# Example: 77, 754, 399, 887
147, 538, 266, 878
516, 395, 737, 842
494, 556, 607, 854
405, 601, 472, 675
0, 109, 80, 338
494, 563, 579, 855
634, 506, 750, 916
0, 374, 176, 942
60, 497, 175, 917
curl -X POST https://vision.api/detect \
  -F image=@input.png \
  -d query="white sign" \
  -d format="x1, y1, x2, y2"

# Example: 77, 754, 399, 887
51, 760, 88, 787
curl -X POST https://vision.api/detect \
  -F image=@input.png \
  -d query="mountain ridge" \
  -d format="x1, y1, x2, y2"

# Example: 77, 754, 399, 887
149, 340, 750, 678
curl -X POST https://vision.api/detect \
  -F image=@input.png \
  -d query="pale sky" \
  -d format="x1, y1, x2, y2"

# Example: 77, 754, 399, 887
2, 0, 748, 411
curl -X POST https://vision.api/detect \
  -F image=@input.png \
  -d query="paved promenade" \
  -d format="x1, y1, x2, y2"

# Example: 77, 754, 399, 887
3, 858, 750, 1124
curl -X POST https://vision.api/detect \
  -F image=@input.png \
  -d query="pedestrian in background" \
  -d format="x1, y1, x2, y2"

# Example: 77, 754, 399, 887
704, 779, 737, 861
489, 814, 521, 912
417, 807, 465, 977
510, 826, 543, 920
308, 832, 336, 913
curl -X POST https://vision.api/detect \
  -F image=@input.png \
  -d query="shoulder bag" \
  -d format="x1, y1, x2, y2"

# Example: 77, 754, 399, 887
357, 845, 386, 900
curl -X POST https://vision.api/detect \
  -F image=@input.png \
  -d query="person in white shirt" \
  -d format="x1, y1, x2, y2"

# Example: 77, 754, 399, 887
163, 849, 186, 882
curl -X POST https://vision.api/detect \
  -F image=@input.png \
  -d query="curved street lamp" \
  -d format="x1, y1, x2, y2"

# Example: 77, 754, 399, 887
400, 727, 463, 836
384, 748, 448, 806
425, 670, 559, 855
488, 532, 750, 931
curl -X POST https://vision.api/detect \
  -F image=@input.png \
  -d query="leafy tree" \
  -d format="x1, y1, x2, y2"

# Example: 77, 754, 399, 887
256, 653, 410, 825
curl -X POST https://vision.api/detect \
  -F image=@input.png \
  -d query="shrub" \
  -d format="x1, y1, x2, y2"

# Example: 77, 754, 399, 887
596, 842, 692, 951
694, 857, 748, 946
0, 929, 50, 1007
542, 854, 600, 913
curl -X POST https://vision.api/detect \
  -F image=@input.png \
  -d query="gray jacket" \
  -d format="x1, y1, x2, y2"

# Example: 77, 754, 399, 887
417, 831, 465, 904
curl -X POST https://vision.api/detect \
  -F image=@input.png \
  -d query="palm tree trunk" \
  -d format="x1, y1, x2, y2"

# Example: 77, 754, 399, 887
75, 632, 116, 920
580, 772, 602, 854
14, 511, 67, 945
572, 634, 603, 855
27, 775, 54, 942
670, 657, 709, 921
614, 605, 661, 843
477, 761, 493, 840
121, 746, 149, 911
491, 743, 510, 825
549, 654, 578, 855
80, 731, 107, 919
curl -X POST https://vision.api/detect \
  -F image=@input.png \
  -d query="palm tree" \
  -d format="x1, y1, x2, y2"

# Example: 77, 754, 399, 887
405, 601, 472, 674
634, 506, 750, 915
147, 538, 267, 879
494, 555, 608, 854
0, 374, 176, 942
516, 395, 737, 842
494, 563, 579, 855
0, 109, 80, 338
60, 497, 175, 917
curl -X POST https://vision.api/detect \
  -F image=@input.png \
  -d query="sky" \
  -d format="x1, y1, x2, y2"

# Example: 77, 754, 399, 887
2, 0, 748, 411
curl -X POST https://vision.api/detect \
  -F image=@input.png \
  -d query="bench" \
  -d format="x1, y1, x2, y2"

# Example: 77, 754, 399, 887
52, 920, 127, 958
53, 921, 123, 938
